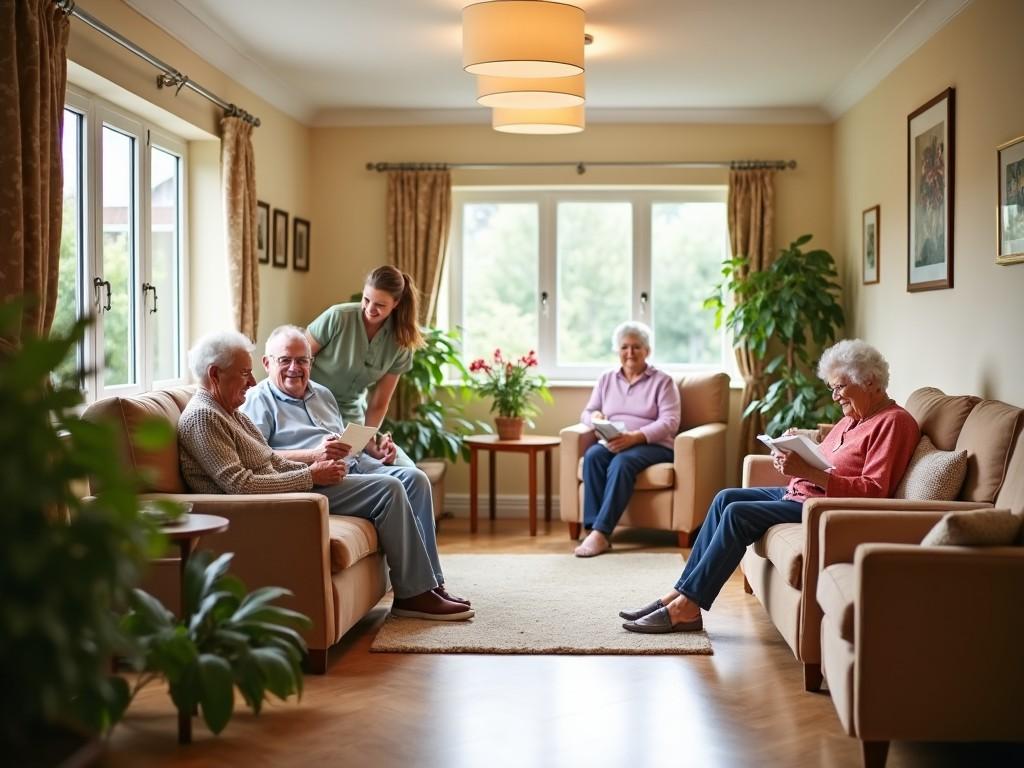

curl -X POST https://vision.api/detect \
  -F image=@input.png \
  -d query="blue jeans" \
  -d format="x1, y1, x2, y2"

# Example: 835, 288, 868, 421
582, 442, 675, 535
675, 487, 803, 610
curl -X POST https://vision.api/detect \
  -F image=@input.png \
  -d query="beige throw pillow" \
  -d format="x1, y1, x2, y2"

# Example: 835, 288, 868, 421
894, 435, 969, 501
920, 508, 1023, 547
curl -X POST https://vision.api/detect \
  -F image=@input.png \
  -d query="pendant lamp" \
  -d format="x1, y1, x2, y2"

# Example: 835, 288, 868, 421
477, 73, 584, 109
492, 105, 585, 134
463, 1, 585, 78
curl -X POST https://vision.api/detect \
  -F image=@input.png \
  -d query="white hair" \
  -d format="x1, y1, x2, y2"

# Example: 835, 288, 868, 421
612, 321, 652, 352
265, 324, 309, 356
817, 339, 890, 390
188, 331, 254, 385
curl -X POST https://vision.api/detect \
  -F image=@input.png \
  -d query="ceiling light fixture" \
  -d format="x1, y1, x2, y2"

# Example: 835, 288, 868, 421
476, 73, 585, 109
492, 105, 585, 134
462, 0, 585, 78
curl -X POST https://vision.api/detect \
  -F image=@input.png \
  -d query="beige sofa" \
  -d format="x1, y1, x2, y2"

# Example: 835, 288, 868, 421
559, 371, 729, 547
84, 387, 390, 674
740, 387, 1024, 691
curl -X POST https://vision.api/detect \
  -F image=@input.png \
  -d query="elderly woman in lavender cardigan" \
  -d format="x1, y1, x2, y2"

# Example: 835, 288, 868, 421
574, 321, 681, 557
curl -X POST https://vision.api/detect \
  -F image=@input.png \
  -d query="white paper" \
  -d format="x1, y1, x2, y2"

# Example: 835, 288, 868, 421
757, 433, 834, 471
336, 423, 378, 454
592, 418, 626, 442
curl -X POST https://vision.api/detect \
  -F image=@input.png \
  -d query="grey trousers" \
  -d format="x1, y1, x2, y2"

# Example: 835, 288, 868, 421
316, 456, 440, 599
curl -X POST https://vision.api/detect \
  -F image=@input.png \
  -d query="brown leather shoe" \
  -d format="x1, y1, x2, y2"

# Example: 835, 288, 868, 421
392, 590, 475, 621
434, 585, 471, 606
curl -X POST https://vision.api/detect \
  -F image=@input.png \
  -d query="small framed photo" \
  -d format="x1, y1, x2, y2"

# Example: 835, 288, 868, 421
997, 134, 1024, 265
256, 201, 270, 264
907, 87, 955, 292
272, 209, 288, 268
293, 218, 310, 272
862, 205, 880, 284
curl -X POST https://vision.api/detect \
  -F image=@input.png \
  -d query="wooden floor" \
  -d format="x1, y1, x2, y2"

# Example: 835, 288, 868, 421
105, 517, 1022, 768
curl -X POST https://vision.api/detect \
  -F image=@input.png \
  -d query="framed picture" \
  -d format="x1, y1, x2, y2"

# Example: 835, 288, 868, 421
272, 209, 288, 268
997, 134, 1024, 265
907, 87, 955, 292
256, 201, 270, 264
862, 205, 880, 284
293, 217, 310, 272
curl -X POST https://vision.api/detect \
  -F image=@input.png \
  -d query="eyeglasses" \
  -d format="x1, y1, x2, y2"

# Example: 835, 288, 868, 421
270, 355, 313, 368
828, 382, 851, 396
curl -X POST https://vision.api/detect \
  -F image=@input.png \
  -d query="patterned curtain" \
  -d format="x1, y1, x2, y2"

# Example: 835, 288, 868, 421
221, 116, 259, 340
386, 170, 452, 324
728, 168, 776, 469
0, 0, 70, 345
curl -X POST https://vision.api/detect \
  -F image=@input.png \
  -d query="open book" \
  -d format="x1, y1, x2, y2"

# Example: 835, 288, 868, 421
592, 418, 627, 443
757, 433, 834, 471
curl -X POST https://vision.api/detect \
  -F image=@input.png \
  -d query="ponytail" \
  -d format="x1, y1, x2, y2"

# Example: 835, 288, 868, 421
365, 265, 424, 350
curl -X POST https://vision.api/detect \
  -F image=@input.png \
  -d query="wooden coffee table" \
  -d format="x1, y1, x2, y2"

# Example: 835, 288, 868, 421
466, 435, 560, 536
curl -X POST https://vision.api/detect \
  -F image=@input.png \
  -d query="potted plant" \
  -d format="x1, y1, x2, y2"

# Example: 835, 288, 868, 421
467, 349, 553, 440
705, 234, 845, 434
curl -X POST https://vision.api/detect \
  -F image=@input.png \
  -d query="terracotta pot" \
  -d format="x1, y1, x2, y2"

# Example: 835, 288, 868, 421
494, 416, 524, 441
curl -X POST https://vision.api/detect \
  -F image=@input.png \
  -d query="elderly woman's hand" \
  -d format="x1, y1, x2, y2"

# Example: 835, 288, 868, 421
773, 449, 815, 479
605, 431, 645, 453
311, 459, 346, 486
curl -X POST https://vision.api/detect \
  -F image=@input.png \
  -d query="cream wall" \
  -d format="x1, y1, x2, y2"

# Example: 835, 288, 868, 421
834, 0, 1024, 406
311, 122, 834, 497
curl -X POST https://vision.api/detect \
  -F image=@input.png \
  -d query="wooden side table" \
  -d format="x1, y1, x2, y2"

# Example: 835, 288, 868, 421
159, 513, 230, 744
466, 435, 560, 536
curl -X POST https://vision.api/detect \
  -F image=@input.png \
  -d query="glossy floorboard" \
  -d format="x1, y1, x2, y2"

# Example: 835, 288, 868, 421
104, 518, 1022, 768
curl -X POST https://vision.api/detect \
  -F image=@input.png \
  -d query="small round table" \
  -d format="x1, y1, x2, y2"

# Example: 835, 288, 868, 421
466, 435, 560, 536
159, 513, 229, 744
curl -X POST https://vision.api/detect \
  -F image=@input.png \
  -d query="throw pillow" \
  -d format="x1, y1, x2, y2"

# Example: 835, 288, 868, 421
920, 508, 1022, 547
894, 435, 969, 501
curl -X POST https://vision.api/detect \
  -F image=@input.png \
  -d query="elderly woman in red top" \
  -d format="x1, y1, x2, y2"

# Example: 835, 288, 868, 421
621, 339, 919, 633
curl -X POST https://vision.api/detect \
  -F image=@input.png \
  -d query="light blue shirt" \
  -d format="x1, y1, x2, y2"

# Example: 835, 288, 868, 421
241, 378, 347, 454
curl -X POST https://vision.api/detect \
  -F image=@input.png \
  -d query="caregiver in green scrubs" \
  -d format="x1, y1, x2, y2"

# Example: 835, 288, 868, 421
305, 265, 424, 467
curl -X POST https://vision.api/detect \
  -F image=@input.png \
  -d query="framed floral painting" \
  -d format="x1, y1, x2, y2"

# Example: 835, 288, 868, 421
862, 205, 880, 284
907, 87, 955, 292
997, 134, 1024, 265
273, 209, 288, 268
256, 201, 270, 264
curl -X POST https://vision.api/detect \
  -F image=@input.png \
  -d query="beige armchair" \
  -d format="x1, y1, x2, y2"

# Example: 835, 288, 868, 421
816, 509, 1024, 767
559, 371, 729, 547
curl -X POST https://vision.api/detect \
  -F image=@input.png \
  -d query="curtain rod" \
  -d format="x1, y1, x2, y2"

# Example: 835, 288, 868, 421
366, 159, 796, 175
57, 0, 261, 126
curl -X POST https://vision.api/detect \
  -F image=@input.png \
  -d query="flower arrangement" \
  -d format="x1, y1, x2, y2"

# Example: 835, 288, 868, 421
467, 349, 552, 421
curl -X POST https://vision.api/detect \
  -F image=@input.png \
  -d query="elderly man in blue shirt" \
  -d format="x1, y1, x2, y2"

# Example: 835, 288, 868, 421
240, 324, 472, 620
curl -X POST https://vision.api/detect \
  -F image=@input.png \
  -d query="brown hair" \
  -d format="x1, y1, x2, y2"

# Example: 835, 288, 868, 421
365, 265, 424, 350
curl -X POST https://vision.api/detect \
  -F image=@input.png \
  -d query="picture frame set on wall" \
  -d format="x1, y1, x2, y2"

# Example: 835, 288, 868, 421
272, 208, 289, 268
907, 87, 955, 292
997, 134, 1024, 265
862, 205, 880, 284
293, 218, 310, 272
256, 201, 270, 264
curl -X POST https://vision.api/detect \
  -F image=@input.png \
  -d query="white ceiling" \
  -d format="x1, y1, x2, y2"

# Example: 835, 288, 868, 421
123, 0, 970, 126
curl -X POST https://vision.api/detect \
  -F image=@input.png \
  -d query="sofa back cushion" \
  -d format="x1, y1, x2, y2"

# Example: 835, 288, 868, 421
82, 386, 195, 494
904, 387, 979, 451
677, 371, 729, 431
995, 425, 1024, 516
955, 399, 1023, 503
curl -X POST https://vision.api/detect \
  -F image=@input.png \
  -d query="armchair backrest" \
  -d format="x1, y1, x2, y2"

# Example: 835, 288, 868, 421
677, 371, 730, 431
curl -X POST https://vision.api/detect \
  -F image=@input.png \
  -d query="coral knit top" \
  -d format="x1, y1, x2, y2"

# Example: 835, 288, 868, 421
785, 402, 920, 503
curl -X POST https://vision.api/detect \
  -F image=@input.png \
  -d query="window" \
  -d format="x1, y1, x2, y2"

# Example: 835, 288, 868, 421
447, 188, 730, 379
54, 88, 188, 400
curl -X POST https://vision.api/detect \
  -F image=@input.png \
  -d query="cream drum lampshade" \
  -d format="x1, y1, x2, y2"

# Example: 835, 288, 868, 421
477, 73, 585, 109
463, 0, 585, 78
492, 105, 585, 134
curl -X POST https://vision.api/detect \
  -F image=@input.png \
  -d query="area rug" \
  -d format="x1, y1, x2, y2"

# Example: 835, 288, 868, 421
370, 553, 712, 655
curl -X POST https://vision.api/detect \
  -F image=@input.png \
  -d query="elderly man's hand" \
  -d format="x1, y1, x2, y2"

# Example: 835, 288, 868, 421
311, 459, 346, 486
317, 435, 351, 462
605, 431, 645, 453
364, 432, 398, 465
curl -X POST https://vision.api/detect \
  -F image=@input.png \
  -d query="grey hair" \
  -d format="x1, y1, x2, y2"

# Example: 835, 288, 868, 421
265, 324, 309, 356
188, 331, 254, 386
612, 321, 652, 352
817, 339, 890, 390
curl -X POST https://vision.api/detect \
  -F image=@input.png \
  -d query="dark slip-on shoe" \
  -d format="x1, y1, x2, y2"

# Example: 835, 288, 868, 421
618, 599, 664, 621
392, 590, 475, 621
622, 606, 703, 634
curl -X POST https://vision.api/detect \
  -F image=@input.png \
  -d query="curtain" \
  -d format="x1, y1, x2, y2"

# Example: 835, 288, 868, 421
0, 0, 70, 346
221, 116, 259, 340
386, 170, 452, 324
728, 168, 776, 469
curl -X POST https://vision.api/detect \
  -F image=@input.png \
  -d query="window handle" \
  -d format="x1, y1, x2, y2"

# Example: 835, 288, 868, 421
143, 282, 158, 314
540, 290, 549, 317
640, 291, 648, 316
93, 277, 111, 312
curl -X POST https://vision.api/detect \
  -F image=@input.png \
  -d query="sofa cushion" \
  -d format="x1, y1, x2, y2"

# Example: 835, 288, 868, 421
750, 523, 804, 589
894, 436, 969, 501
904, 387, 979, 451
817, 563, 856, 643
920, 508, 1023, 547
328, 517, 380, 572
955, 400, 1023, 503
576, 458, 675, 489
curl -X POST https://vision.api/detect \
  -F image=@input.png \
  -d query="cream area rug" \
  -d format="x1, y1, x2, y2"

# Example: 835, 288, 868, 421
371, 553, 712, 655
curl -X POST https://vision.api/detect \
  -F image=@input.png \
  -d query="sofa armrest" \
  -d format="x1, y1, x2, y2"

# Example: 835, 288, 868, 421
559, 424, 596, 523
672, 422, 727, 532
818, 509, 947, 569
743, 454, 787, 488
141, 492, 335, 651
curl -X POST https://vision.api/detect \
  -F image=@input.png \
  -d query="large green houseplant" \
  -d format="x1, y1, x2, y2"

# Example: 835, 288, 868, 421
705, 234, 846, 434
